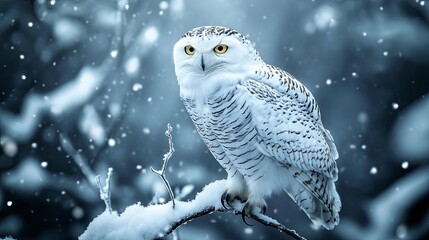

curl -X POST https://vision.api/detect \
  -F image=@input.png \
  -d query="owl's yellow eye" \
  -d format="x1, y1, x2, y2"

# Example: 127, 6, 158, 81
214, 44, 228, 54
184, 45, 195, 55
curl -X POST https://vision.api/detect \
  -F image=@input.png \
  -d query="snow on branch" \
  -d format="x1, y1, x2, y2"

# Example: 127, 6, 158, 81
79, 125, 306, 240
150, 123, 176, 208
95, 168, 114, 214
80, 179, 305, 240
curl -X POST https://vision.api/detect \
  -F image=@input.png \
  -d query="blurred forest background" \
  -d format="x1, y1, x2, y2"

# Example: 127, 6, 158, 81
1, 0, 428, 239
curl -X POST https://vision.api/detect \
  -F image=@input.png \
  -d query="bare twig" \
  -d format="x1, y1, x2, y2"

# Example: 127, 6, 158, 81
95, 168, 114, 214
150, 123, 176, 209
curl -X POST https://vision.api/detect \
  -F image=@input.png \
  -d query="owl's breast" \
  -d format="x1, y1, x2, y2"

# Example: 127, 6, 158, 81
183, 86, 264, 179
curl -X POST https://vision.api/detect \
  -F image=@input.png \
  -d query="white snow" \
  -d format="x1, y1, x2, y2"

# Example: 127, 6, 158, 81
314, 5, 336, 29
132, 83, 143, 92
140, 26, 159, 46
110, 50, 118, 58
159, 1, 169, 10
79, 180, 227, 240
326, 79, 332, 85
244, 227, 253, 234
125, 57, 140, 76
107, 138, 116, 147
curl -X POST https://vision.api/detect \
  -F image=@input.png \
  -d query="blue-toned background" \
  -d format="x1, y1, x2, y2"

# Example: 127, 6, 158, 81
1, 0, 428, 239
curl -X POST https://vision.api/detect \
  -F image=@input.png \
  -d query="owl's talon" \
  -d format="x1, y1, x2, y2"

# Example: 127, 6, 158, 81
241, 211, 253, 226
221, 191, 235, 210
260, 205, 267, 214
240, 202, 255, 226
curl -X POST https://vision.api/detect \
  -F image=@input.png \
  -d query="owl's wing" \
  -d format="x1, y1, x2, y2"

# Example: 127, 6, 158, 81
241, 64, 339, 180
239, 65, 341, 228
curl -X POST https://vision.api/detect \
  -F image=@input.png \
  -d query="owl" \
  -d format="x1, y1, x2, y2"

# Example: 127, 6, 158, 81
173, 26, 341, 230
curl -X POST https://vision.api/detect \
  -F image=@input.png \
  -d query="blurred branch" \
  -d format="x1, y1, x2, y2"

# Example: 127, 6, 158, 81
337, 166, 429, 240
0, 65, 108, 143
59, 133, 97, 187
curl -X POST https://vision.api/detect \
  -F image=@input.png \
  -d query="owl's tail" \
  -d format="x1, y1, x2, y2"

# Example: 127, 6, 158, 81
284, 167, 341, 230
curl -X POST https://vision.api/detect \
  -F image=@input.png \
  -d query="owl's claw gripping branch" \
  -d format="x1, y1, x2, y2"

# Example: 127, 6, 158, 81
241, 211, 254, 226
221, 191, 232, 210
260, 204, 267, 214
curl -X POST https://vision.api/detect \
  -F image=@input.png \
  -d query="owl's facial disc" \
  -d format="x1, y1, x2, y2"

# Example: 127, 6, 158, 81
180, 40, 230, 73
174, 35, 253, 78
174, 26, 263, 96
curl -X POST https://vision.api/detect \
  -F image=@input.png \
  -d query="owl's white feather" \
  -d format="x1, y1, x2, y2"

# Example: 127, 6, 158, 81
173, 26, 341, 230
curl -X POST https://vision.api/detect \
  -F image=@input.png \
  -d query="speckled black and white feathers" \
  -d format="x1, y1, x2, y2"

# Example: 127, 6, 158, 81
174, 26, 341, 230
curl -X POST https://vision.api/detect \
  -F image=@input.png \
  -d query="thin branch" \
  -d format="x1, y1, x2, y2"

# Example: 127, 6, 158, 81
161, 204, 306, 240
95, 167, 114, 214
150, 123, 176, 209
249, 212, 306, 240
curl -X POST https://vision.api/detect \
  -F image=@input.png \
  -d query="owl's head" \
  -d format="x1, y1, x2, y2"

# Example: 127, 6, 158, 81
173, 26, 262, 98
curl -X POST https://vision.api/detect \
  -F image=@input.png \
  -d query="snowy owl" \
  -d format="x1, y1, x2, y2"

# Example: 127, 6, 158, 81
173, 26, 341, 230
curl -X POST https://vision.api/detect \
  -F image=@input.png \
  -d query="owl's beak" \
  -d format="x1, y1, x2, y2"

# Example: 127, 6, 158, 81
201, 55, 205, 71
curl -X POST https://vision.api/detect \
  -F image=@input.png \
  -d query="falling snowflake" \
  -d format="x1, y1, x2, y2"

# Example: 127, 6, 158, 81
108, 138, 116, 147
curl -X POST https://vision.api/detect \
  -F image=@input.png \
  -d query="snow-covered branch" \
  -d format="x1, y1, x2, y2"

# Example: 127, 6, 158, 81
95, 168, 114, 214
80, 124, 305, 240
79, 179, 305, 240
